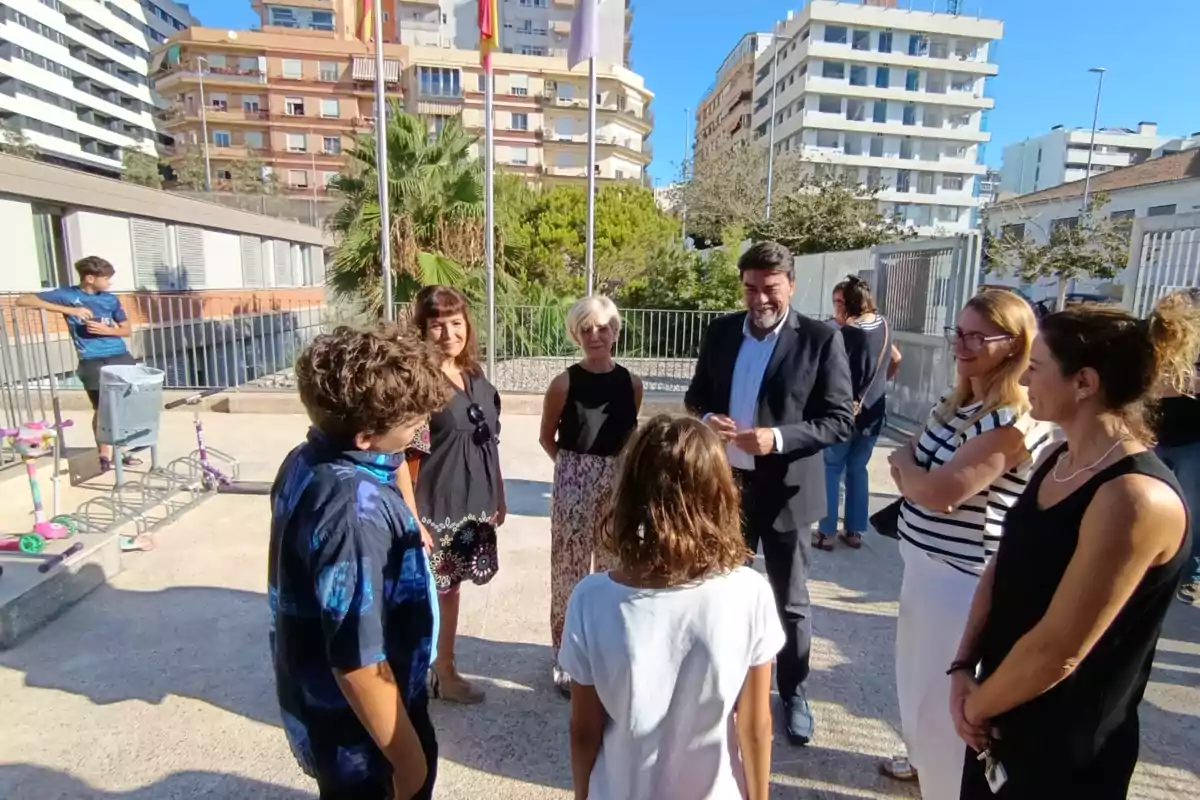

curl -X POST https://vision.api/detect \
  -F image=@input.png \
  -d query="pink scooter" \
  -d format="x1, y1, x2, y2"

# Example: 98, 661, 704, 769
0, 421, 78, 554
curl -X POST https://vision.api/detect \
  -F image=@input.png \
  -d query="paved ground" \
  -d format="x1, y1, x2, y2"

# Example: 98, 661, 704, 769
0, 412, 1196, 799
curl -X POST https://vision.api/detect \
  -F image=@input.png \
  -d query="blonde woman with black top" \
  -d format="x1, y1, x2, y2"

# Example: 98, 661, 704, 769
881, 290, 1052, 795
540, 296, 643, 696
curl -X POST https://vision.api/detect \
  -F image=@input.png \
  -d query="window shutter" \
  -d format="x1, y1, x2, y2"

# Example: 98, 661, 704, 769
241, 235, 263, 287
175, 225, 206, 289
130, 218, 168, 289
310, 246, 326, 285
274, 240, 293, 286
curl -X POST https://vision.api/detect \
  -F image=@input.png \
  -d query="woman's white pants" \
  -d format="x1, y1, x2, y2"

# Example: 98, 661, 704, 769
896, 540, 979, 800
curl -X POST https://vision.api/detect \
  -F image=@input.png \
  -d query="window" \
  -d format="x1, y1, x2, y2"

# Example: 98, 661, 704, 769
928, 38, 949, 59
955, 40, 978, 60
849, 65, 868, 86
477, 73, 487, 92
818, 95, 842, 114
867, 167, 882, 187
239, 56, 259, 73
244, 131, 264, 149
311, 10, 333, 30
269, 6, 296, 26
908, 34, 928, 56
926, 72, 947, 93
844, 134, 863, 155
242, 95, 261, 112
920, 141, 940, 161
322, 171, 339, 187
1051, 216, 1080, 234
903, 104, 917, 125
519, 45, 546, 56
934, 206, 959, 224
875, 66, 890, 88
286, 133, 307, 152
323, 136, 341, 154
852, 30, 870, 51
917, 172, 935, 194
209, 93, 228, 112
822, 61, 845, 80
873, 101, 887, 123
870, 136, 884, 157
510, 112, 528, 131
510, 74, 529, 95
318, 61, 339, 82
213, 130, 231, 147
509, 146, 529, 165
951, 73, 975, 93
281, 59, 303, 80
878, 31, 893, 53
912, 205, 932, 227
824, 25, 848, 44
205, 53, 228, 69
817, 130, 840, 149
923, 106, 943, 128
419, 66, 462, 97
900, 139, 914, 160
1110, 209, 1136, 224
846, 99, 866, 121
896, 170, 912, 192
288, 169, 308, 187
320, 98, 339, 118
943, 175, 964, 191
285, 97, 305, 115
949, 112, 972, 129
906, 68, 920, 92
1148, 204, 1177, 217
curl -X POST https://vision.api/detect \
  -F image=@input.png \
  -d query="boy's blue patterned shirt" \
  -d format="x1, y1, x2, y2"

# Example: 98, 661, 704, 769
268, 429, 438, 788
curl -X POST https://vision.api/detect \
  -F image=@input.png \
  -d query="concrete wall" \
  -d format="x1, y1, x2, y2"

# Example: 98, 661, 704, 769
0, 196, 40, 290
66, 211, 138, 292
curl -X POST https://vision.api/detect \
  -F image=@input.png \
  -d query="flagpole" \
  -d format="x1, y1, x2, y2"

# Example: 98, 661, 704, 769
484, 54, 496, 381
585, 56, 597, 296
372, 0, 393, 321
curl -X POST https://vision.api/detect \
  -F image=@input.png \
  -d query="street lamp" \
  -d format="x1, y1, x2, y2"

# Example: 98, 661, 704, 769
195, 55, 213, 192
1080, 67, 1106, 217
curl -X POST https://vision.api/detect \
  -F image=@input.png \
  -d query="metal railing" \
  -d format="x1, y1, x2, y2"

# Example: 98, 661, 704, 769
1123, 212, 1200, 317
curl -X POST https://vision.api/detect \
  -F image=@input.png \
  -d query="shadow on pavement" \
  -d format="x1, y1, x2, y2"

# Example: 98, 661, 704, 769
0, 764, 315, 799
503, 478, 553, 518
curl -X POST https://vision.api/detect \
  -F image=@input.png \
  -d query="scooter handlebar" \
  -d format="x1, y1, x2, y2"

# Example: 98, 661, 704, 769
163, 387, 225, 410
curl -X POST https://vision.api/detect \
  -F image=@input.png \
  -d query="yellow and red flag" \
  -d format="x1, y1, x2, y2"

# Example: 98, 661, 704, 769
357, 0, 373, 42
478, 0, 499, 69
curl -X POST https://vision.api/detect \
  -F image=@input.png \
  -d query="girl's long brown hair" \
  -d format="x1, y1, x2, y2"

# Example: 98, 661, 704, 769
603, 415, 748, 585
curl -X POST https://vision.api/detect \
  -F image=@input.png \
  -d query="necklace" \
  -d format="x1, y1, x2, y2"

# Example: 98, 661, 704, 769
1051, 438, 1126, 483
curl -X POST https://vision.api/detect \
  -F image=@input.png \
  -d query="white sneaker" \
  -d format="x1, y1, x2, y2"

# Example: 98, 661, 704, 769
552, 664, 572, 697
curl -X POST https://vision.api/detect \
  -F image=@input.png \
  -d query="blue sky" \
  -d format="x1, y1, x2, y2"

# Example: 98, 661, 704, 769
191, 0, 1199, 186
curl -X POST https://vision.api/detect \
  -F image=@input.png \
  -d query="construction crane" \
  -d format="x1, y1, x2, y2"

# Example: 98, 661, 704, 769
947, 0, 963, 14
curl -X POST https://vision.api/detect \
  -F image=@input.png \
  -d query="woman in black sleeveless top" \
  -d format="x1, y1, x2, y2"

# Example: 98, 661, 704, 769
949, 302, 1200, 799
539, 296, 642, 695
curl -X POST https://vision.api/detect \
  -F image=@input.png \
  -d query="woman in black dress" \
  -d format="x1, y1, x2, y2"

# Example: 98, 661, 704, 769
949, 300, 1200, 798
408, 286, 505, 705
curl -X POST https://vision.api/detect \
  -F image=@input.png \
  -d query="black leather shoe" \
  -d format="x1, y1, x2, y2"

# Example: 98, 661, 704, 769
785, 686, 814, 746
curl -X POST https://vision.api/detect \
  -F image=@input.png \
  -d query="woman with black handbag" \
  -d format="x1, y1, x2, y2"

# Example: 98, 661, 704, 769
875, 290, 1051, 796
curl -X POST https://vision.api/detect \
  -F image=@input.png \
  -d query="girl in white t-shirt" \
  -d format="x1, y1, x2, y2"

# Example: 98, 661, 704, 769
560, 415, 785, 800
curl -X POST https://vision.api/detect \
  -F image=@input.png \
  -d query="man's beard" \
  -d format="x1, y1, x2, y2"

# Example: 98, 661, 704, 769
750, 307, 783, 330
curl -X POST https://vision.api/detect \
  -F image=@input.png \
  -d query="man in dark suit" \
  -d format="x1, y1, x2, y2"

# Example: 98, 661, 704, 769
685, 241, 855, 745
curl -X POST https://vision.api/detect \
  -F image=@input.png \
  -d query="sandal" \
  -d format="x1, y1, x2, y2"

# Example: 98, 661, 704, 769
99, 454, 144, 472
119, 534, 155, 552
879, 755, 918, 782
838, 530, 864, 550
812, 531, 835, 552
428, 662, 485, 704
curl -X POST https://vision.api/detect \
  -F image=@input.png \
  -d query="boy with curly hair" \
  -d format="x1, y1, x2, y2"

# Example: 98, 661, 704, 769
269, 323, 449, 800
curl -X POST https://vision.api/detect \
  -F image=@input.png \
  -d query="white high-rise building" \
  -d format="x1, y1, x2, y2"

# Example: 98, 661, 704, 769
999, 122, 1178, 197
0, 0, 198, 175
750, 0, 1003, 235
393, 0, 630, 67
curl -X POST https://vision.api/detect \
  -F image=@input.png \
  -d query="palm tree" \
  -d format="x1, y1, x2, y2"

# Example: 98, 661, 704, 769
327, 101, 485, 313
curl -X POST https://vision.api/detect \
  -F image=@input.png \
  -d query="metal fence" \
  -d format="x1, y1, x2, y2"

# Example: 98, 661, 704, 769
1122, 212, 1200, 317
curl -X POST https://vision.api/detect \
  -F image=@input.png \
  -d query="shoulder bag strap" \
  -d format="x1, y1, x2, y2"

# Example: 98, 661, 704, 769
857, 316, 891, 404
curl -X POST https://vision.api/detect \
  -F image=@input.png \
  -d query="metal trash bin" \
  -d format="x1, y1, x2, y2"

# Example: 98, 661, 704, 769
97, 364, 165, 450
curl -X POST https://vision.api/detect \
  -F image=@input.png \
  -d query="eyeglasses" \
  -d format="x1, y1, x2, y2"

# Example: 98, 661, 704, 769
944, 327, 1014, 352
467, 402, 494, 446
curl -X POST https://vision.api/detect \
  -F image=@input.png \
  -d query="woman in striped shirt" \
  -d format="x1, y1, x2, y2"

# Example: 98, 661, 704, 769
880, 289, 1052, 798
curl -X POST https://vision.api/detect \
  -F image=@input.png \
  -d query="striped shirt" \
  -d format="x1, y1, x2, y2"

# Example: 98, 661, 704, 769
898, 401, 1053, 576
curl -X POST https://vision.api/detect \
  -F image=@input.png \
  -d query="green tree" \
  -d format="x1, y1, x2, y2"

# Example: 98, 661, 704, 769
326, 103, 485, 312
171, 145, 208, 191
121, 150, 163, 188
0, 122, 38, 159
750, 174, 907, 255
986, 192, 1131, 310
676, 145, 810, 244
521, 183, 679, 294
618, 224, 745, 311
231, 156, 273, 194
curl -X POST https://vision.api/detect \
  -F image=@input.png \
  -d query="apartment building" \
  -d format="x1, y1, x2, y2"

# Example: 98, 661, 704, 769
389, 0, 631, 66
750, 0, 1003, 235
999, 122, 1177, 196
0, 0, 199, 176
153, 24, 653, 192
694, 32, 772, 167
